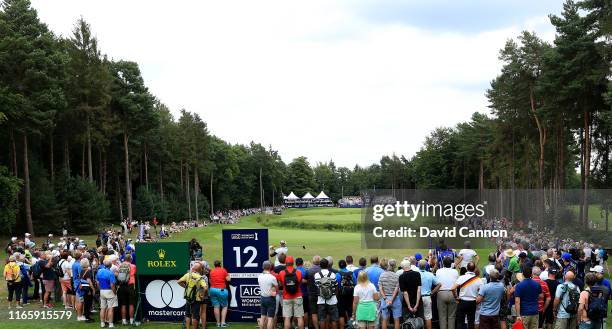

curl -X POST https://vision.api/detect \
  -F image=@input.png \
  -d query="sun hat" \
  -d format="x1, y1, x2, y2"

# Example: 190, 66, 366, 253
589, 265, 604, 274
504, 249, 514, 258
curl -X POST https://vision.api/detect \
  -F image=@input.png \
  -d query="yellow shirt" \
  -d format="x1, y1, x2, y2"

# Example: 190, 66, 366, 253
179, 272, 208, 302
3, 262, 21, 283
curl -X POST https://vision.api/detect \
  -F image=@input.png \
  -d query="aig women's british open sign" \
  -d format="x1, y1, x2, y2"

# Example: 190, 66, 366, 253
222, 229, 269, 322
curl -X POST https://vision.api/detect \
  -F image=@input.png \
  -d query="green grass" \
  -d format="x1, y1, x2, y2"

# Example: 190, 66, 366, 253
269, 208, 362, 224
568, 204, 611, 230
1, 207, 610, 329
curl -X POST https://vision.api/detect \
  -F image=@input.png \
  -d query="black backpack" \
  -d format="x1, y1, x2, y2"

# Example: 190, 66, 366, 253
53, 258, 64, 278
31, 261, 43, 280
283, 269, 299, 295
587, 286, 607, 321
561, 283, 580, 315
340, 271, 355, 296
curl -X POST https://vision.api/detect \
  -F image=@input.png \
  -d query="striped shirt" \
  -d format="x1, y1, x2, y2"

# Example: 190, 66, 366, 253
378, 270, 399, 296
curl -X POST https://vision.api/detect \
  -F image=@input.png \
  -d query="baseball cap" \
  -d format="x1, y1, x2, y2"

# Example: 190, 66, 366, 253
589, 265, 604, 274
415, 253, 422, 261
561, 252, 572, 261
285, 255, 294, 264
280, 240, 286, 245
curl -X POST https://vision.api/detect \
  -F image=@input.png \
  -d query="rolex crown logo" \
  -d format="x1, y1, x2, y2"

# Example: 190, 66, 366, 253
157, 249, 166, 260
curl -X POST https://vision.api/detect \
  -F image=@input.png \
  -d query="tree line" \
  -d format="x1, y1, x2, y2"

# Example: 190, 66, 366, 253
0, 0, 610, 235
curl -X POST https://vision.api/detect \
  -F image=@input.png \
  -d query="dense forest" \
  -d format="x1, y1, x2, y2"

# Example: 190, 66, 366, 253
0, 0, 610, 235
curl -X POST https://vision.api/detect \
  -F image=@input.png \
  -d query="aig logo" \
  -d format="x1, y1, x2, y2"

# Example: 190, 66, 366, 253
239, 284, 261, 297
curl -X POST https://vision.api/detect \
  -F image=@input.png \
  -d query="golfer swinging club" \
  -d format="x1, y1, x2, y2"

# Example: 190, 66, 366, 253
270, 240, 288, 267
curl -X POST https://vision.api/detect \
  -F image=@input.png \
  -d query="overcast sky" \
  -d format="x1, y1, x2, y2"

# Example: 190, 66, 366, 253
31, 0, 563, 168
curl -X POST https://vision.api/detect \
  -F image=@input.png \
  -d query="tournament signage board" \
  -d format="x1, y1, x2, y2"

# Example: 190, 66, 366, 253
139, 275, 187, 322
222, 229, 269, 322
136, 242, 190, 322
136, 241, 190, 275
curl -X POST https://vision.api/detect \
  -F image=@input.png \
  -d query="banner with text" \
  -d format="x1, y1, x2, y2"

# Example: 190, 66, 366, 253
222, 229, 269, 322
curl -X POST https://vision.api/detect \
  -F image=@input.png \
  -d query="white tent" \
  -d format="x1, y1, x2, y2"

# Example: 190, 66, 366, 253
315, 191, 330, 200
286, 192, 300, 200
302, 192, 315, 199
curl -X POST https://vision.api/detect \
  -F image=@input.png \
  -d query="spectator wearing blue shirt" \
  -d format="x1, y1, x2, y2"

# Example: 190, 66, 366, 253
476, 269, 505, 329
295, 258, 310, 328
364, 256, 384, 290
97, 259, 117, 328
514, 267, 542, 329
418, 260, 440, 329
337, 260, 354, 329
352, 257, 367, 283
71, 252, 84, 321
553, 271, 579, 329
589, 265, 611, 292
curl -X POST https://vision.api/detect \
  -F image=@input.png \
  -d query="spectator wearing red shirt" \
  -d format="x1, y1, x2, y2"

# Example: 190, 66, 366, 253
278, 256, 305, 329
209, 260, 230, 328
532, 267, 551, 329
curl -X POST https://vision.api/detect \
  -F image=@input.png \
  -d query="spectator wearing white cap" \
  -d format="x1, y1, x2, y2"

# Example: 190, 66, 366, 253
589, 265, 611, 292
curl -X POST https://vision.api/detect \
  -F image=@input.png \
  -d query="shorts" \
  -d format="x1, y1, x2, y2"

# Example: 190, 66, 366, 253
538, 311, 546, 328
317, 303, 339, 322
337, 294, 354, 319
309, 295, 319, 315
261, 296, 276, 317
302, 294, 310, 313
543, 305, 555, 324
479, 314, 501, 329
43, 279, 55, 293
60, 279, 74, 294
100, 289, 118, 308
76, 295, 84, 303
118, 284, 136, 306
209, 288, 229, 307
381, 296, 402, 319
282, 297, 305, 318
358, 320, 376, 328
185, 301, 201, 320
422, 296, 433, 320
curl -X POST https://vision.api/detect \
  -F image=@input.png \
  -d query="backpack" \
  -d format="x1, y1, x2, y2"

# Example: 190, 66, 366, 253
340, 271, 355, 296
117, 263, 131, 285
53, 258, 64, 278
401, 313, 424, 329
283, 269, 299, 295
4, 263, 19, 282
184, 274, 205, 303
560, 283, 580, 315
587, 286, 607, 321
31, 261, 42, 280
317, 271, 336, 300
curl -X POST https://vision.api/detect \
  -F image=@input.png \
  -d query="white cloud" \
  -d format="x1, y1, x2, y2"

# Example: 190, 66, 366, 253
30, 0, 556, 167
